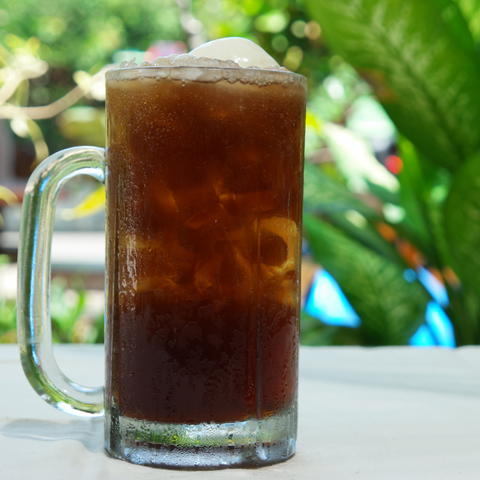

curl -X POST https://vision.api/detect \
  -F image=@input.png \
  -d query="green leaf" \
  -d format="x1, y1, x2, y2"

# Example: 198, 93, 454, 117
304, 162, 404, 264
304, 214, 429, 345
323, 123, 399, 202
423, 190, 457, 270
451, 0, 480, 42
300, 311, 361, 346
303, 162, 377, 218
57, 107, 105, 147
306, 0, 480, 171
396, 138, 437, 262
435, 0, 477, 50
62, 185, 105, 220
397, 139, 428, 233
444, 283, 480, 345
444, 152, 480, 295
328, 212, 405, 265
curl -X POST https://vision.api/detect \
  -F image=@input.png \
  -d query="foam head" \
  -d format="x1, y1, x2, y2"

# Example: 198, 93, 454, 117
190, 37, 279, 69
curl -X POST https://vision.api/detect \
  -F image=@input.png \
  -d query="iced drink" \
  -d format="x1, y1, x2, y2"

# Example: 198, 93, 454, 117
104, 51, 306, 427
16, 37, 307, 468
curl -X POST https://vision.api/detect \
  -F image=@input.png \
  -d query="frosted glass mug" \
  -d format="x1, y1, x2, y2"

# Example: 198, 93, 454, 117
17, 65, 306, 469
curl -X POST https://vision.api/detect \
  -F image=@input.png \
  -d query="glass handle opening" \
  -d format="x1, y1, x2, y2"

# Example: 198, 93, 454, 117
17, 146, 105, 416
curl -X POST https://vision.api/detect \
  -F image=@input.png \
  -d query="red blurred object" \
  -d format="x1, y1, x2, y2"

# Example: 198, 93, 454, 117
385, 155, 403, 175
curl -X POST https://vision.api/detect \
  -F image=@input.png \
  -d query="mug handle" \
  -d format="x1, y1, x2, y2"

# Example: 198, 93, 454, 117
17, 146, 105, 416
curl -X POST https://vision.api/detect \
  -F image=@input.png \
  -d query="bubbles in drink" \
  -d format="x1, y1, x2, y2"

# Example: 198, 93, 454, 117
105, 54, 306, 424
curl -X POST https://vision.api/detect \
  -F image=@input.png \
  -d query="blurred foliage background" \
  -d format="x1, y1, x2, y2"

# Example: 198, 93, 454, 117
1, 0, 479, 347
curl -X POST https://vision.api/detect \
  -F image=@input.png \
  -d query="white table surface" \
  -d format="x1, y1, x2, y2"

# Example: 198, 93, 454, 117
1, 345, 480, 479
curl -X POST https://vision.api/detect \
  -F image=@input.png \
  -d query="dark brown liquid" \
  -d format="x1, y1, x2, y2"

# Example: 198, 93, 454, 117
105, 68, 306, 425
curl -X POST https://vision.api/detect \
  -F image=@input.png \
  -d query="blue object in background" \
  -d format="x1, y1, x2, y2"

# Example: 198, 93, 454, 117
409, 301, 456, 348
305, 266, 456, 348
416, 266, 449, 308
403, 268, 417, 283
409, 324, 437, 347
408, 267, 455, 348
425, 301, 456, 347
304, 269, 361, 327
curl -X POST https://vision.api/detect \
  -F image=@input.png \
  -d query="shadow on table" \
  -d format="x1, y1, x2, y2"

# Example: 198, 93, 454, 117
0, 417, 104, 453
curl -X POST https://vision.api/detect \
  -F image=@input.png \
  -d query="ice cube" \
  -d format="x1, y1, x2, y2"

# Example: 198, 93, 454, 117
229, 247, 254, 299
193, 244, 253, 300
194, 254, 223, 295
184, 203, 228, 230
278, 274, 299, 307
118, 232, 196, 292
218, 190, 278, 217
260, 230, 288, 266
135, 275, 178, 293
171, 183, 217, 210
259, 217, 298, 279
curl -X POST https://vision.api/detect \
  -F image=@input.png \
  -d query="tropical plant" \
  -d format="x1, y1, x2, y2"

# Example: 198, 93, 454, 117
5, 0, 466, 347
0, 255, 17, 343
301, 0, 480, 346
0, 186, 17, 225
0, 263, 104, 344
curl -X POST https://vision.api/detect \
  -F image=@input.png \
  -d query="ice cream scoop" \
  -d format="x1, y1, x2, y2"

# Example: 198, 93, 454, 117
190, 37, 279, 69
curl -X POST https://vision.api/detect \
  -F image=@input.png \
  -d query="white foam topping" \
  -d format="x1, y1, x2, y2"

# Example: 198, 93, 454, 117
190, 37, 279, 69
119, 37, 283, 71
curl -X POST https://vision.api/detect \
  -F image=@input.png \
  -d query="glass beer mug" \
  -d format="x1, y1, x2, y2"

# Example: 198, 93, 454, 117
17, 54, 306, 468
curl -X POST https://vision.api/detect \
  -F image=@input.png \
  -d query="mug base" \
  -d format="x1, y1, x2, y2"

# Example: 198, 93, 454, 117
105, 404, 297, 469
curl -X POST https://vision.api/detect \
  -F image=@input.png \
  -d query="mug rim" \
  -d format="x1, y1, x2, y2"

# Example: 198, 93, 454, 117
105, 65, 306, 85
